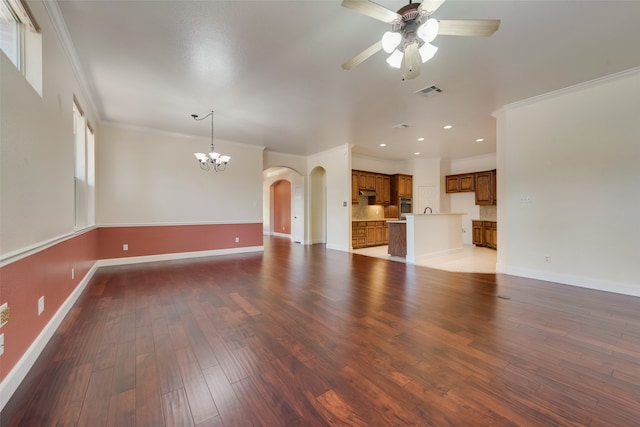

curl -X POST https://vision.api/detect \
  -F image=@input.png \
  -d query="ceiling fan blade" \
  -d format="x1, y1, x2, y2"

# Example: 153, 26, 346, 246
437, 19, 501, 37
402, 42, 421, 80
418, 0, 447, 15
342, 40, 383, 70
341, 0, 401, 24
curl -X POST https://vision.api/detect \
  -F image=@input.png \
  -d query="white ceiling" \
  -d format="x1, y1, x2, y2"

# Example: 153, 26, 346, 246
54, 0, 640, 161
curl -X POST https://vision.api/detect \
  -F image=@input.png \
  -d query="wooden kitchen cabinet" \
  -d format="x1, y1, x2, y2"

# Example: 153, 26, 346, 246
374, 174, 391, 205
492, 169, 497, 204
472, 220, 497, 249
391, 174, 413, 201
351, 172, 359, 203
475, 171, 493, 205
358, 172, 375, 191
352, 221, 388, 248
353, 170, 391, 205
446, 173, 475, 193
352, 221, 367, 248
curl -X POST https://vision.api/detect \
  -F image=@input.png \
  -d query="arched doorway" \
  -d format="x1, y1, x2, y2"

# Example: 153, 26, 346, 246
263, 167, 304, 243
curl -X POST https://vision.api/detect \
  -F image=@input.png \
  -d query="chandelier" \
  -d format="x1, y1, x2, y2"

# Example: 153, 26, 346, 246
381, 6, 440, 77
192, 110, 230, 172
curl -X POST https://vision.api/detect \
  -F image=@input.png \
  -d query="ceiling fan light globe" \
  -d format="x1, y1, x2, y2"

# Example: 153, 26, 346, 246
386, 49, 403, 68
417, 18, 439, 43
419, 42, 438, 63
381, 31, 402, 53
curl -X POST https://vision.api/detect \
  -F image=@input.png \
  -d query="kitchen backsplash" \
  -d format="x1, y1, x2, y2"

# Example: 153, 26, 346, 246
352, 196, 399, 220
479, 205, 497, 221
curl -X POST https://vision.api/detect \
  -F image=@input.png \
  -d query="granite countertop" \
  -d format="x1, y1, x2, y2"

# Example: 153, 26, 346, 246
386, 220, 406, 224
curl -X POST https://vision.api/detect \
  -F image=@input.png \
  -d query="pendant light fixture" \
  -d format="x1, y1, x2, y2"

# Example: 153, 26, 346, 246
192, 110, 230, 172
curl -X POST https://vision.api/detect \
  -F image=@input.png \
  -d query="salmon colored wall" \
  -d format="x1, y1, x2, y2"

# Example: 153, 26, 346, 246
0, 222, 262, 383
0, 229, 99, 381
273, 180, 291, 234
97, 223, 263, 259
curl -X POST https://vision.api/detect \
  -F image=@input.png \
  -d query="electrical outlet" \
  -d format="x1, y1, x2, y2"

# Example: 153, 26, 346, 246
0, 333, 4, 356
38, 296, 45, 315
544, 255, 551, 263
235, 237, 240, 243
0, 303, 9, 327
123, 244, 129, 251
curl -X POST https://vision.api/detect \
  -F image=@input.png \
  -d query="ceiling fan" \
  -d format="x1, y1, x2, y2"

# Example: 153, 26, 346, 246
341, 0, 500, 80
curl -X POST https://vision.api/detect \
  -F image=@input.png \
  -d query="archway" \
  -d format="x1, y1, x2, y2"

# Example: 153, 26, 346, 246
263, 166, 304, 242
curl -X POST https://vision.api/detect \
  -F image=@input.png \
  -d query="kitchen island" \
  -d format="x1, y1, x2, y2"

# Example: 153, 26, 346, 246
403, 213, 465, 264
387, 220, 407, 257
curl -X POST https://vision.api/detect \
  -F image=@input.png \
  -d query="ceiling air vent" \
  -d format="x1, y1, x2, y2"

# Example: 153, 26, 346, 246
392, 123, 410, 129
415, 85, 443, 97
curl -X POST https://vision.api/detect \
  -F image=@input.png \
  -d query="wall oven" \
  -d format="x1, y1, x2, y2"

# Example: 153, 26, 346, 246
399, 197, 412, 218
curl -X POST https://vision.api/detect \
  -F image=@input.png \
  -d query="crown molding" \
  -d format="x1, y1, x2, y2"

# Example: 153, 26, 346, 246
493, 66, 640, 117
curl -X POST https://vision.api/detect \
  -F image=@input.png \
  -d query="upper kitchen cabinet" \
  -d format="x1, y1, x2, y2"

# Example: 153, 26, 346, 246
391, 174, 413, 200
358, 171, 375, 191
446, 170, 496, 205
352, 170, 391, 205
351, 172, 359, 203
445, 173, 475, 193
475, 170, 496, 205
375, 174, 391, 205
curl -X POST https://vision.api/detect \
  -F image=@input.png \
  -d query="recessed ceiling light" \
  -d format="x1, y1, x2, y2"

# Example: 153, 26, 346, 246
475, 138, 484, 143
444, 125, 452, 129
379, 143, 386, 147
414, 152, 421, 155
417, 137, 425, 141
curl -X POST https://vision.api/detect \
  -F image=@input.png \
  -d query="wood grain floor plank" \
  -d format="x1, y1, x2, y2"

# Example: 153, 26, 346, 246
161, 388, 194, 427
3, 237, 640, 426
135, 352, 165, 427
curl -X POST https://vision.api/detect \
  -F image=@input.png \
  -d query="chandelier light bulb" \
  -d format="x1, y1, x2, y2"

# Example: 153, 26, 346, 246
386, 49, 404, 69
381, 31, 402, 54
419, 42, 438, 63
417, 18, 439, 43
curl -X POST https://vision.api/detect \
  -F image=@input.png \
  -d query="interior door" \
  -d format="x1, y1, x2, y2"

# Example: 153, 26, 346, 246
293, 186, 304, 243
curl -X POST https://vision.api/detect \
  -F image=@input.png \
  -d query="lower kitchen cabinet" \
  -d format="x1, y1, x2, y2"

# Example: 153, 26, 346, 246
352, 221, 388, 249
472, 220, 497, 249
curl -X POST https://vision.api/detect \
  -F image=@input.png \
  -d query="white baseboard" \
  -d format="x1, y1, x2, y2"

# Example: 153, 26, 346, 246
501, 265, 640, 298
0, 263, 98, 412
96, 246, 264, 267
0, 245, 264, 412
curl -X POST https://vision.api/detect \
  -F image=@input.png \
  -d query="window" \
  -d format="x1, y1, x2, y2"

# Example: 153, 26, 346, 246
0, 0, 41, 94
74, 99, 95, 229
0, 1, 20, 67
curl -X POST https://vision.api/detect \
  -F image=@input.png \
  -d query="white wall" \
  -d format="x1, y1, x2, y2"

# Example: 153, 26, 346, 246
263, 151, 307, 176
352, 155, 410, 175
0, 0, 95, 256
308, 145, 351, 251
410, 157, 442, 213
96, 124, 264, 225
496, 68, 640, 296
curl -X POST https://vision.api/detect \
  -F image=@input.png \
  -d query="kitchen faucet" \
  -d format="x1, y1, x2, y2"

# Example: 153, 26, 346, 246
423, 207, 432, 214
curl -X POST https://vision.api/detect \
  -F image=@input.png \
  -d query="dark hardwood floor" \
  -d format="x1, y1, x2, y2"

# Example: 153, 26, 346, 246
2, 236, 640, 426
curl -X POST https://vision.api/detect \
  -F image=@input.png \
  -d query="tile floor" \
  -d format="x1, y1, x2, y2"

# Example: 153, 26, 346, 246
352, 244, 497, 274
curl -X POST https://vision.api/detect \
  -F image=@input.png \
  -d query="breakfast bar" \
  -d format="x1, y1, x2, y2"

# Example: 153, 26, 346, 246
388, 213, 465, 264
